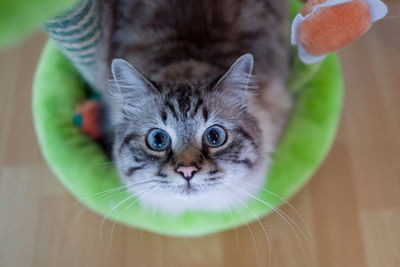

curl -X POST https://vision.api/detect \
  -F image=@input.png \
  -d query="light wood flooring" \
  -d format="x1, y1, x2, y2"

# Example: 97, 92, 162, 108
0, 5, 399, 266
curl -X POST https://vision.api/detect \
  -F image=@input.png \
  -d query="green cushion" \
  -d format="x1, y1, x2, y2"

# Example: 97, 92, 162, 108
33, 0, 343, 236
0, 0, 79, 48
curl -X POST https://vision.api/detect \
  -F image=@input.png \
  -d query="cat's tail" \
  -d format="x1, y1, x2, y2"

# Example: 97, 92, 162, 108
43, 0, 103, 89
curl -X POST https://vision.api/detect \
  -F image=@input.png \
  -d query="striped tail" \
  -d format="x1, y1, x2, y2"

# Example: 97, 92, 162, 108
43, 0, 101, 88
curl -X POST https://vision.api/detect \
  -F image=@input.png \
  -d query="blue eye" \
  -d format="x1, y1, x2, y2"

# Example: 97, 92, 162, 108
204, 125, 227, 147
146, 129, 171, 151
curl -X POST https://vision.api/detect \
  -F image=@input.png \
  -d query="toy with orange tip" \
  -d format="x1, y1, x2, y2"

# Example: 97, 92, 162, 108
292, 0, 388, 63
73, 100, 102, 140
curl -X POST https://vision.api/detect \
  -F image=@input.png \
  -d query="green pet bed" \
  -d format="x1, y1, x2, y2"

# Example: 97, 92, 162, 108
31, 0, 342, 236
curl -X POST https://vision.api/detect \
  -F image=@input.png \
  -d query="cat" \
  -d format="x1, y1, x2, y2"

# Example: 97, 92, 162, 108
96, 0, 292, 214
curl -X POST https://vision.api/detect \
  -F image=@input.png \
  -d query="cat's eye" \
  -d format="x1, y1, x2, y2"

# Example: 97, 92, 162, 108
146, 129, 171, 151
203, 125, 227, 148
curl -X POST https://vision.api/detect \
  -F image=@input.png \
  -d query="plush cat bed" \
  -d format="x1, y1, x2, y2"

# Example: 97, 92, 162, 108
32, 0, 342, 236
0, 0, 79, 48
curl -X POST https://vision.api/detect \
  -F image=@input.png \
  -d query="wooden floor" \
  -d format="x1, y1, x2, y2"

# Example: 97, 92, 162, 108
1, 8, 400, 267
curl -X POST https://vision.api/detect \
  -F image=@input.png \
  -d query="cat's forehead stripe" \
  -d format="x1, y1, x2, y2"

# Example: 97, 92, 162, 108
202, 107, 209, 122
165, 101, 179, 120
161, 110, 168, 123
192, 98, 203, 117
176, 85, 193, 117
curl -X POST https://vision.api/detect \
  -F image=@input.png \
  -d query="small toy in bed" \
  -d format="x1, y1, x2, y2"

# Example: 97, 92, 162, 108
73, 100, 102, 141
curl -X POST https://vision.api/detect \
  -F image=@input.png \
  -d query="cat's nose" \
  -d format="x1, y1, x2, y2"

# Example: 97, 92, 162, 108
175, 164, 199, 181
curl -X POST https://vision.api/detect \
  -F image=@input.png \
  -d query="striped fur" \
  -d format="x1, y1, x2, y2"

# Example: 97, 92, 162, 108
44, 0, 101, 87
45, 0, 292, 213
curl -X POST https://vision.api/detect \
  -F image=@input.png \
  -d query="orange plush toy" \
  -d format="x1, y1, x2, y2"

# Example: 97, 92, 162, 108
74, 100, 103, 141
292, 0, 388, 64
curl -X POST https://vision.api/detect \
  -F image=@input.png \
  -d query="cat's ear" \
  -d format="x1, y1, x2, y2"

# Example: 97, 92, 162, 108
111, 58, 156, 102
215, 54, 255, 106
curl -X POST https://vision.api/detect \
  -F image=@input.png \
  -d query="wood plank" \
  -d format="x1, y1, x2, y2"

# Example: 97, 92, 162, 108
0, 10, 399, 266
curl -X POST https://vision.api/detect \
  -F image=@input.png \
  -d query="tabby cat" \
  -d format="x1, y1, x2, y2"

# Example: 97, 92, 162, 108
97, 0, 291, 214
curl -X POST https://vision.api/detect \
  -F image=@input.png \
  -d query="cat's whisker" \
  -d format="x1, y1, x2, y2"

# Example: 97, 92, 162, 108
145, 195, 160, 221
59, 182, 130, 217
86, 184, 128, 199
73, 187, 130, 225
73, 189, 129, 226
92, 160, 115, 167
105, 186, 159, 255
91, 179, 155, 201
224, 186, 272, 267
237, 187, 310, 267
215, 187, 261, 267
98, 185, 155, 247
210, 187, 240, 253
99, 194, 136, 248
72, 179, 155, 225
235, 180, 313, 244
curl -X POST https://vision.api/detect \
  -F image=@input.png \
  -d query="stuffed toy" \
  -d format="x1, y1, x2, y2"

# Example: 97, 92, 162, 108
291, 0, 387, 63
74, 100, 102, 140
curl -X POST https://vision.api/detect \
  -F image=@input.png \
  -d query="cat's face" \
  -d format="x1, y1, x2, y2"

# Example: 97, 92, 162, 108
110, 55, 270, 214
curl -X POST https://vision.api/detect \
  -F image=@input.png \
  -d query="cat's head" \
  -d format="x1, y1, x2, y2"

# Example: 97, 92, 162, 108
109, 54, 270, 214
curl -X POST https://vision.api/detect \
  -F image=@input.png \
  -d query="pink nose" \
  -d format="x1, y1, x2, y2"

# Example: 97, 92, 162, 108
176, 165, 199, 179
